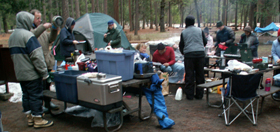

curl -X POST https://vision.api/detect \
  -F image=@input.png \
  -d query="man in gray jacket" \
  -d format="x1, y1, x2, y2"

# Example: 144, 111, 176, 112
8, 11, 53, 128
30, 9, 59, 112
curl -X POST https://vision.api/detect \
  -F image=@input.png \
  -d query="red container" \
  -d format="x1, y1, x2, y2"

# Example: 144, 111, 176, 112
252, 58, 262, 64
77, 62, 86, 71
265, 78, 271, 91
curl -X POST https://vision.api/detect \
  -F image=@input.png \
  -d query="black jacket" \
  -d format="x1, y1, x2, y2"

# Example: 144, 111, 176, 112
60, 27, 76, 57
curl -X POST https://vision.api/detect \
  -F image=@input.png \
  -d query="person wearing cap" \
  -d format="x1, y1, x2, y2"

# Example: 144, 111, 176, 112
153, 43, 185, 83
179, 15, 207, 100
60, 17, 79, 58
204, 27, 214, 55
215, 21, 235, 56
103, 20, 121, 48
271, 28, 280, 98
239, 26, 259, 57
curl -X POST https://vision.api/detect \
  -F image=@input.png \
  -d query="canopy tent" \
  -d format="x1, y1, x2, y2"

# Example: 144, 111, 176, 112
254, 22, 279, 33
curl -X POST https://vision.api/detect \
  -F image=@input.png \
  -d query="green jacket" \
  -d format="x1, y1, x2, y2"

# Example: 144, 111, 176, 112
8, 11, 48, 81
31, 24, 58, 69
103, 28, 121, 48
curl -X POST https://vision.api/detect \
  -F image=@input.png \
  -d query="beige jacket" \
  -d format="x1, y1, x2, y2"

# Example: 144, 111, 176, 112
31, 24, 58, 69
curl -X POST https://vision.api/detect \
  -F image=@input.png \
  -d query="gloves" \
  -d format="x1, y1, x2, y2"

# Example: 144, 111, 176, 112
140, 53, 150, 59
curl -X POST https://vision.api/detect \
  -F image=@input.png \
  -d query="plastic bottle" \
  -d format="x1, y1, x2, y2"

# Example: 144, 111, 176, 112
265, 78, 271, 91
175, 87, 183, 101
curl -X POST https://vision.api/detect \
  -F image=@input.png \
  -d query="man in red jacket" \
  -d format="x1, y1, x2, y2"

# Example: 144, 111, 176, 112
153, 43, 184, 83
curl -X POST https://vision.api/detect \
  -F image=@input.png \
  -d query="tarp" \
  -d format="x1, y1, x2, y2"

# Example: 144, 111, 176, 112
73, 13, 134, 50
254, 22, 279, 33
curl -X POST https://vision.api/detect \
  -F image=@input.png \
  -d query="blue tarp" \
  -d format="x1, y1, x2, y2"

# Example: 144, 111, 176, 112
254, 22, 279, 33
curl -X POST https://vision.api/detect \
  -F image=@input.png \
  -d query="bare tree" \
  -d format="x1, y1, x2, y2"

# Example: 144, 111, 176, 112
194, 0, 200, 27
160, 0, 165, 32
243, 3, 249, 29
48, 0, 53, 22
56, 1, 59, 15
42, 0, 46, 23
120, 0, 123, 26
96, 0, 99, 12
70, 0, 74, 18
218, 0, 221, 20
168, 2, 172, 27
234, 0, 238, 30
114, 0, 119, 23
75, 0, 80, 19
150, 0, 153, 29
222, 0, 227, 25
104, 0, 107, 14
62, 0, 69, 25
135, 0, 139, 35
155, 1, 158, 31
129, 0, 133, 31
85, 0, 88, 13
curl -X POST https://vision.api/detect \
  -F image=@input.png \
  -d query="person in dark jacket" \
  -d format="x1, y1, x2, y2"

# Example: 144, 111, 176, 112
239, 26, 259, 57
103, 20, 121, 48
215, 21, 235, 56
8, 11, 53, 128
179, 15, 207, 100
60, 17, 78, 58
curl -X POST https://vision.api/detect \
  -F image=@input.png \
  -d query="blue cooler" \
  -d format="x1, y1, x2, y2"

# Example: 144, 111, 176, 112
95, 50, 135, 81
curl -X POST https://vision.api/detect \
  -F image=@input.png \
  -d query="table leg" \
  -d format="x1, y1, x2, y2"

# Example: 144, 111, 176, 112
206, 88, 223, 108
138, 89, 152, 121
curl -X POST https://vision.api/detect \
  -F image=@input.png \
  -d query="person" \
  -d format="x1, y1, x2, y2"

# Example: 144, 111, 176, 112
8, 11, 53, 128
271, 29, 280, 98
103, 20, 121, 48
30, 9, 59, 113
239, 26, 259, 57
60, 17, 78, 58
172, 44, 184, 63
215, 21, 235, 56
179, 15, 207, 100
153, 43, 185, 83
204, 27, 215, 55
135, 43, 150, 61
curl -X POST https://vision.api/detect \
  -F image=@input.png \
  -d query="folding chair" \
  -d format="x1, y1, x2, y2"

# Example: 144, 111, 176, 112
220, 74, 263, 126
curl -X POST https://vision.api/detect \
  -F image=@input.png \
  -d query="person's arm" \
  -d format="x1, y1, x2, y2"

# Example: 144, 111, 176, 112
202, 30, 207, 46
31, 24, 46, 38
179, 33, 184, 55
60, 29, 75, 45
215, 32, 220, 47
168, 48, 176, 66
239, 34, 244, 43
252, 35, 259, 47
271, 41, 279, 64
48, 25, 58, 43
225, 27, 235, 46
26, 36, 48, 78
110, 30, 121, 46
209, 36, 214, 47
103, 31, 109, 43
152, 52, 157, 62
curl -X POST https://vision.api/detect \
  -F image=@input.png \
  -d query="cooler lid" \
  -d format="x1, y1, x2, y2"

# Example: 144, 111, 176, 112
77, 73, 122, 83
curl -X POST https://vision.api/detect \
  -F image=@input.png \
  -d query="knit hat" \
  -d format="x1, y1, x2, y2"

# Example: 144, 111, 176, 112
185, 15, 195, 28
278, 28, 280, 37
157, 43, 165, 50
71, 20, 75, 26
244, 26, 252, 32
216, 21, 223, 27
108, 20, 114, 25
204, 27, 209, 34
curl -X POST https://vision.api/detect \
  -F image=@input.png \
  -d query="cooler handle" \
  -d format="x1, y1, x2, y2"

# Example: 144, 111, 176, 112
84, 79, 92, 85
108, 84, 120, 94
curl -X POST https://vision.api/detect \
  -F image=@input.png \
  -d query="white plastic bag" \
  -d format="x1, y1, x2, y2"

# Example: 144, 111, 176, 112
227, 60, 252, 72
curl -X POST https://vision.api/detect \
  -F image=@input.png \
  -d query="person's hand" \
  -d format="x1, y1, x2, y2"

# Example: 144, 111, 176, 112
42, 75, 49, 80
108, 42, 111, 46
73, 40, 79, 45
277, 59, 280, 64
43, 23, 52, 29
104, 33, 107, 38
163, 63, 169, 67
220, 42, 226, 45
177, 60, 182, 63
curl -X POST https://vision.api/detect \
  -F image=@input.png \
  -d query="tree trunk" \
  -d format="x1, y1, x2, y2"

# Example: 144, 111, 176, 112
75, 0, 80, 19
240, 4, 244, 29
168, 2, 172, 27
210, 0, 212, 27
56, 1, 59, 15
129, 0, 133, 31
234, 0, 238, 30
222, 0, 227, 25
218, 0, 221, 20
96, 0, 99, 12
120, 0, 123, 26
70, 0, 74, 18
2, 14, 8, 33
91, 0, 95, 12
180, 3, 184, 28
85, 0, 88, 13
142, 14, 145, 29
135, 0, 139, 35
160, 0, 165, 32
243, 4, 248, 29
194, 0, 200, 27
42, 0, 46, 23
114, 0, 119, 23
104, 0, 107, 14
150, 0, 153, 29
122, 0, 125, 29
62, 0, 69, 25
155, 1, 158, 31
48, 0, 53, 22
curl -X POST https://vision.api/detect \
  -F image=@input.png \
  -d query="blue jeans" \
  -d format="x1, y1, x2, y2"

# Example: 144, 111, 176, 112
160, 63, 185, 83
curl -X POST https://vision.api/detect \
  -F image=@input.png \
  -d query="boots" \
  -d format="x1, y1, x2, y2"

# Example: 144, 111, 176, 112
26, 114, 33, 127
33, 115, 53, 128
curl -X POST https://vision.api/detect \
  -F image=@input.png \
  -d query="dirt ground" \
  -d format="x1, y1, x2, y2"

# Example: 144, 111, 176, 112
1, 27, 280, 132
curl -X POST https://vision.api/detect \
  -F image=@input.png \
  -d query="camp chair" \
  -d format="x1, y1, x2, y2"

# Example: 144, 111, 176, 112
220, 74, 263, 126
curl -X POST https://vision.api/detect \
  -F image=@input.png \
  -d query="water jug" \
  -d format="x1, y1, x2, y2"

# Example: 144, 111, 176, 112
175, 87, 183, 101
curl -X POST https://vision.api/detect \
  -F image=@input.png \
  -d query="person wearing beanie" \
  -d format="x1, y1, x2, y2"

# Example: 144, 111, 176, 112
103, 20, 121, 48
204, 27, 214, 55
179, 15, 207, 100
153, 43, 185, 83
271, 28, 280, 98
59, 17, 78, 58
215, 20, 235, 56
239, 26, 259, 57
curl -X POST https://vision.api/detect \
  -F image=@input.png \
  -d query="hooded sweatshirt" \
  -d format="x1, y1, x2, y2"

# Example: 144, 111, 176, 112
8, 11, 48, 81
60, 17, 76, 57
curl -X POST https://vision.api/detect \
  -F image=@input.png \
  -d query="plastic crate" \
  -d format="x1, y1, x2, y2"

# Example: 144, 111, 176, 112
53, 70, 87, 104
273, 74, 280, 86
95, 50, 135, 81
